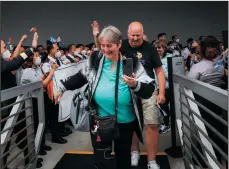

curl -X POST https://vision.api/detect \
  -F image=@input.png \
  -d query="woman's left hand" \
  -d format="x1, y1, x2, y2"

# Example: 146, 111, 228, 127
122, 73, 137, 88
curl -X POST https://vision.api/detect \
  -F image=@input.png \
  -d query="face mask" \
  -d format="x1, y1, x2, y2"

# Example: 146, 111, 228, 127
55, 51, 62, 58
34, 57, 41, 66
2, 50, 11, 60
81, 50, 86, 55
60, 55, 66, 61
176, 39, 180, 43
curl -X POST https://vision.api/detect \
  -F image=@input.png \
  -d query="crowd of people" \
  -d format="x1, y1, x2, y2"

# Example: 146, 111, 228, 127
1, 20, 228, 169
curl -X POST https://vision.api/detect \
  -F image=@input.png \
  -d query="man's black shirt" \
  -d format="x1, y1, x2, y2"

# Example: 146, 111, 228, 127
120, 39, 162, 79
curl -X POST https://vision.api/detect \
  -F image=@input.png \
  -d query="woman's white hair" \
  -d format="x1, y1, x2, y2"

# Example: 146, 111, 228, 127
98, 26, 122, 44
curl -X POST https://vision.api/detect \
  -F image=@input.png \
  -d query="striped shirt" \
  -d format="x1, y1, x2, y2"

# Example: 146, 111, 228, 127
188, 59, 224, 87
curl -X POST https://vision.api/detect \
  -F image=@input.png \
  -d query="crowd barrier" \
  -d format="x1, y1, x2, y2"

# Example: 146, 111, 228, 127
1, 81, 45, 169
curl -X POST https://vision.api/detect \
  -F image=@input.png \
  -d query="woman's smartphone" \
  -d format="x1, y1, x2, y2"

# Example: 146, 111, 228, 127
123, 58, 133, 77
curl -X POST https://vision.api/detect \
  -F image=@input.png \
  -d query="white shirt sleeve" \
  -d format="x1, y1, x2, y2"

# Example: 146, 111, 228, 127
21, 69, 41, 85
182, 48, 190, 60
42, 62, 51, 74
63, 58, 71, 64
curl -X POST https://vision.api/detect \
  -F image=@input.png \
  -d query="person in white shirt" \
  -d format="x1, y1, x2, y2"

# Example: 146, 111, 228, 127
74, 44, 87, 60
42, 42, 68, 144
66, 44, 79, 63
170, 35, 182, 56
59, 48, 71, 65
20, 51, 58, 166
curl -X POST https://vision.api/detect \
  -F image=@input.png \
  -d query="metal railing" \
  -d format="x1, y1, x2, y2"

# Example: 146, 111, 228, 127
1, 81, 45, 169
173, 73, 228, 169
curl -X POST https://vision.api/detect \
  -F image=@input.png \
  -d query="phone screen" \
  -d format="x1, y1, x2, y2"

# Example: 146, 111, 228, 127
123, 58, 133, 77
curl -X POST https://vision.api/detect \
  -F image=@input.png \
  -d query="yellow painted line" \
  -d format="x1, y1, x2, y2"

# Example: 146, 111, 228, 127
66, 151, 166, 156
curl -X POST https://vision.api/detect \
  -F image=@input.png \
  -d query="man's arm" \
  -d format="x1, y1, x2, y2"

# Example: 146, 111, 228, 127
155, 66, 166, 103
1, 56, 24, 73
1, 48, 34, 73
150, 46, 166, 104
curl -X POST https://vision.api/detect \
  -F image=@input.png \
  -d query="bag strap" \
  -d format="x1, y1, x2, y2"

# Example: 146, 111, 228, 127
114, 54, 121, 118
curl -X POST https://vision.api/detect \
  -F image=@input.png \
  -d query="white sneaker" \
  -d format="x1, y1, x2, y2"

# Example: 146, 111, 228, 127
159, 125, 171, 134
131, 151, 140, 166
148, 162, 160, 169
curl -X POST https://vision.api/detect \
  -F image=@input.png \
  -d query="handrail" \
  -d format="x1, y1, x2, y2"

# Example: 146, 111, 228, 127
173, 73, 228, 169
1, 81, 43, 102
173, 73, 228, 110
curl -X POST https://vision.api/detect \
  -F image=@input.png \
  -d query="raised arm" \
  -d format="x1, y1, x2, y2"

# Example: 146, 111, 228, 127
91, 21, 101, 50
42, 62, 58, 88
32, 32, 39, 49
11, 34, 27, 58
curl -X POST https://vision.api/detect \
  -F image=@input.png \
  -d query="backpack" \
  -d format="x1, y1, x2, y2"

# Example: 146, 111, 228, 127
70, 84, 90, 132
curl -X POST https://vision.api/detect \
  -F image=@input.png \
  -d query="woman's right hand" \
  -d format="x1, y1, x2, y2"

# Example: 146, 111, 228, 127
21, 34, 28, 41
54, 91, 63, 105
51, 62, 59, 70
91, 21, 100, 37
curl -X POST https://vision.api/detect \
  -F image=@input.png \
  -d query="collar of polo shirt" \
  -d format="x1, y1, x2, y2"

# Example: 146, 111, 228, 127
48, 55, 57, 63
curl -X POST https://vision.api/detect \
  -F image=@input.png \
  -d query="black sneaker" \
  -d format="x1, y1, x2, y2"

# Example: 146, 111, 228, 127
43, 145, 52, 151
39, 149, 47, 156
36, 161, 42, 168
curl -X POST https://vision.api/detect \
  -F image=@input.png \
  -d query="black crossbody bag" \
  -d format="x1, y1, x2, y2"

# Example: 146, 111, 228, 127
90, 54, 121, 142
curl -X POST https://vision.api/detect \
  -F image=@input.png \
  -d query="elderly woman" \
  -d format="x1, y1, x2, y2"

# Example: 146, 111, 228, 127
58, 26, 155, 169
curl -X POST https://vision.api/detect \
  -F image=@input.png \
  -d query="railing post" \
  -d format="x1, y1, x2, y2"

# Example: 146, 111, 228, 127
25, 93, 36, 165
165, 56, 185, 158
34, 88, 45, 154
